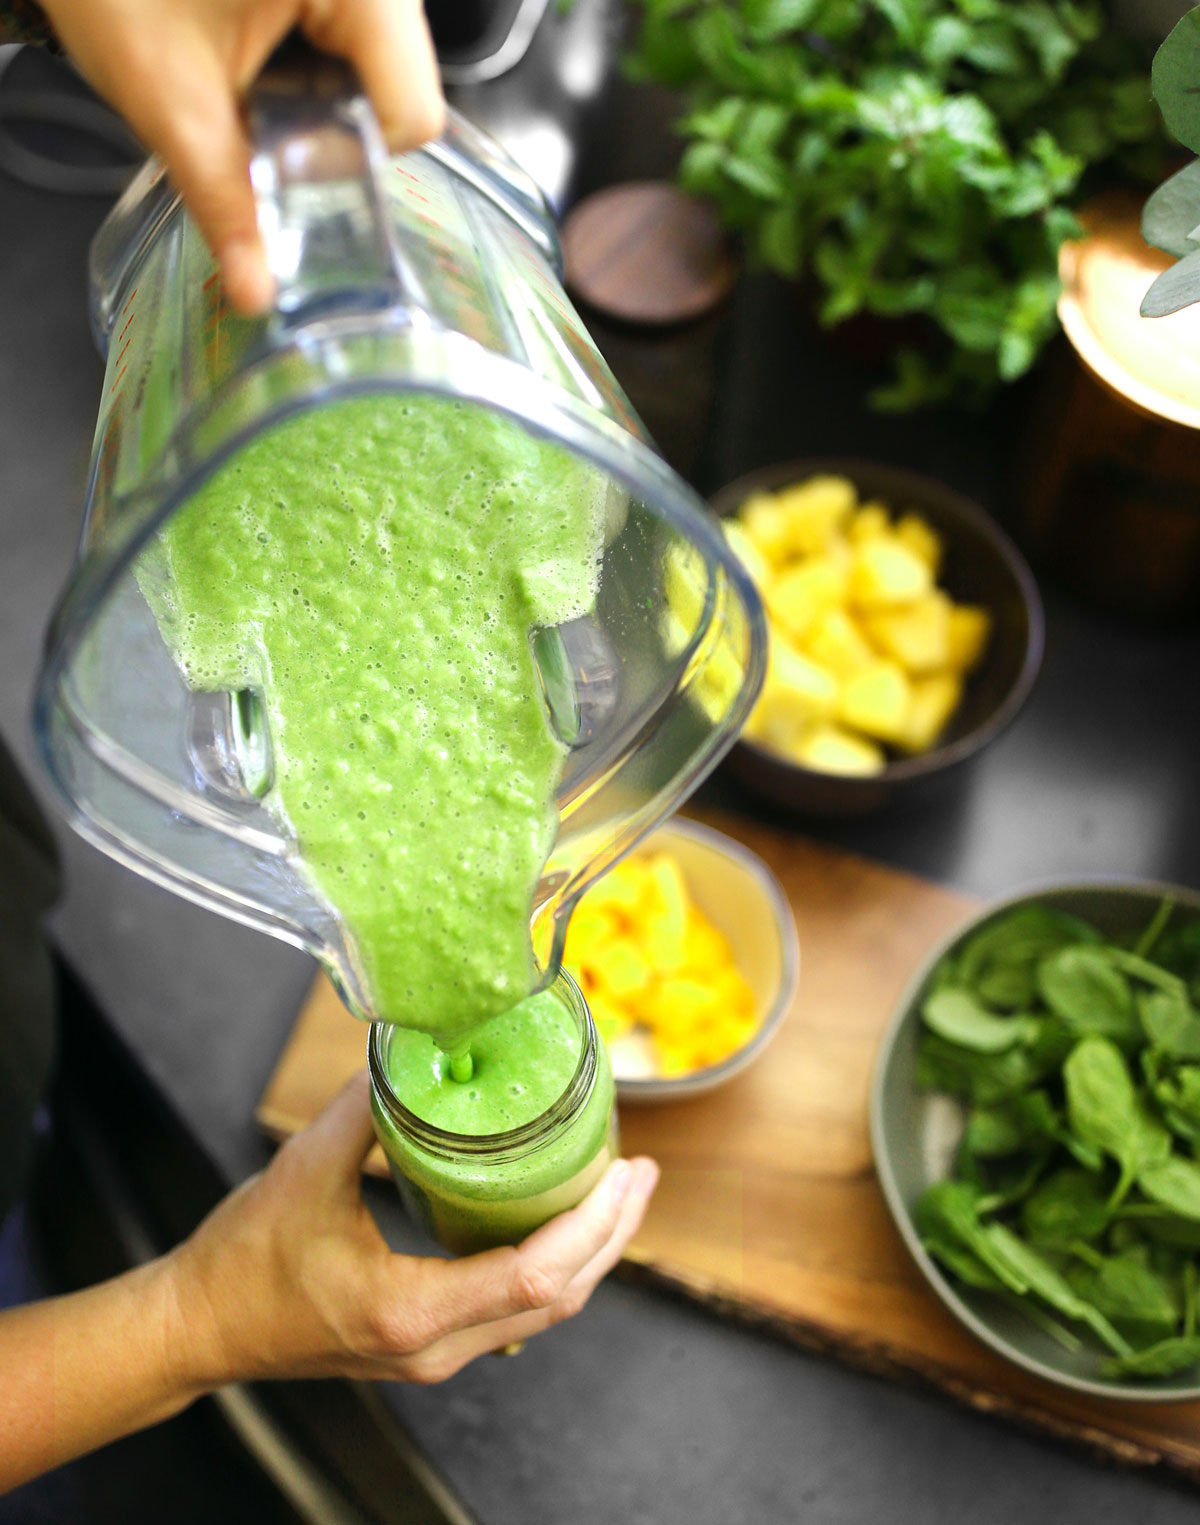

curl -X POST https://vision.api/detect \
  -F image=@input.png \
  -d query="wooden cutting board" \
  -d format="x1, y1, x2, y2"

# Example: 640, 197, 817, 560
257, 811, 1200, 1482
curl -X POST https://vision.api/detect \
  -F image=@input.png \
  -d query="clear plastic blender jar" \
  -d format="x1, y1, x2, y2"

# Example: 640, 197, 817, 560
33, 53, 767, 1022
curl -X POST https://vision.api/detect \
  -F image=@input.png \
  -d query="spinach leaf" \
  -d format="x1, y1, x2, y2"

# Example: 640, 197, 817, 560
1139, 1157, 1200, 1222
1102, 1336, 1200, 1379
964, 1091, 1057, 1158
1064, 1254, 1179, 1341
1063, 1037, 1171, 1205
921, 988, 1034, 1052
1021, 1167, 1111, 1248
975, 1222, 1132, 1356
923, 1236, 1006, 1292
1138, 988, 1200, 1060
1151, 1063, 1200, 1143
957, 907, 1101, 1012
1038, 948, 1139, 1047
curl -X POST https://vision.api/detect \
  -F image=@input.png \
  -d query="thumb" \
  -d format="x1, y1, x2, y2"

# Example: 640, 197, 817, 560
287, 1069, 380, 1195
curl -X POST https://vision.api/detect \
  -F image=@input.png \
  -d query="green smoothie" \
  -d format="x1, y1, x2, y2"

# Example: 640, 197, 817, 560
145, 393, 606, 1053
370, 975, 617, 1253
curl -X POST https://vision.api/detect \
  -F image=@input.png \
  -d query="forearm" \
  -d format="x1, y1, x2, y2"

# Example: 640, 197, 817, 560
0, 1254, 217, 1493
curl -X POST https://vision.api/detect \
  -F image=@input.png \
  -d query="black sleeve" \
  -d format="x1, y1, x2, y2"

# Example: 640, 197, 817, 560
0, 732, 61, 1222
0, 1, 57, 47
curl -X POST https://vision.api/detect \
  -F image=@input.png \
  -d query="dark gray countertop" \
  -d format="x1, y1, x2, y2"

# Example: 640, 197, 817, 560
6, 51, 1200, 1525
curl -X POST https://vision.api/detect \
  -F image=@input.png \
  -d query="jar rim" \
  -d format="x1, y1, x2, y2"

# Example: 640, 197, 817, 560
368, 968, 597, 1162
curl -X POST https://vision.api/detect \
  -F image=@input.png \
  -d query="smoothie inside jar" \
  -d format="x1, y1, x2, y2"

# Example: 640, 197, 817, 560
142, 393, 607, 1062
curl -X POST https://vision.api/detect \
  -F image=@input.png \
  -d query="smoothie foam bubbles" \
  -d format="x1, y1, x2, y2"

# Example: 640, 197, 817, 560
141, 393, 607, 1051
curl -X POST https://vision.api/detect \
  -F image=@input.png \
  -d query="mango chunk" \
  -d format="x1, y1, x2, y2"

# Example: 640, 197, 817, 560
592, 937, 652, 1001
837, 660, 911, 743
848, 538, 933, 609
894, 512, 944, 573
563, 902, 622, 975
767, 556, 848, 644
863, 591, 952, 674
585, 863, 643, 920
804, 608, 876, 677
684, 913, 734, 976
946, 604, 992, 673
794, 723, 886, 776
898, 672, 963, 753
640, 853, 689, 976
773, 475, 856, 555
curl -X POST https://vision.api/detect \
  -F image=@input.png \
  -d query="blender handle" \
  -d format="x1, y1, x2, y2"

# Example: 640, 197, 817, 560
247, 33, 421, 317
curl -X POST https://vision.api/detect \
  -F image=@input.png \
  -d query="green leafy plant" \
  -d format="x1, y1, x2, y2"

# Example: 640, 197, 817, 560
627, 1, 1163, 407
1142, 6, 1200, 315
913, 899, 1200, 1381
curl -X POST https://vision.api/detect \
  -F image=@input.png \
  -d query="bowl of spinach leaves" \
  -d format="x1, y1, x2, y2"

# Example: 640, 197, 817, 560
871, 881, 1200, 1398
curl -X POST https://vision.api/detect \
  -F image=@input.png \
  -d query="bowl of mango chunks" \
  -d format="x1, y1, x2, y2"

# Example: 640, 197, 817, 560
563, 818, 799, 1099
712, 461, 1044, 816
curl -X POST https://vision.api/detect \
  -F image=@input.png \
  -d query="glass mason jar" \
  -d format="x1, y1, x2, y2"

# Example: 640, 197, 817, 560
368, 971, 618, 1254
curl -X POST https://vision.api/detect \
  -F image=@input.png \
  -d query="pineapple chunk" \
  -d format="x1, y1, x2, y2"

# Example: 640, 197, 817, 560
898, 672, 963, 753
894, 512, 944, 574
746, 640, 839, 749
848, 502, 891, 542
863, 591, 952, 674
794, 723, 887, 776
837, 659, 911, 743
766, 556, 848, 644
662, 543, 707, 633
848, 537, 934, 609
773, 475, 857, 555
804, 608, 876, 677
946, 604, 992, 673
722, 518, 771, 590
741, 492, 794, 568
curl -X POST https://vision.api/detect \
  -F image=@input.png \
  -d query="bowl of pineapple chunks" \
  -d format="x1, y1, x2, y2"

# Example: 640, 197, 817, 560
562, 818, 799, 1100
713, 461, 1043, 816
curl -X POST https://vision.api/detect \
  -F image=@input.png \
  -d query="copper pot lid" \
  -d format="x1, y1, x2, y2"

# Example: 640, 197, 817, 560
1059, 189, 1200, 431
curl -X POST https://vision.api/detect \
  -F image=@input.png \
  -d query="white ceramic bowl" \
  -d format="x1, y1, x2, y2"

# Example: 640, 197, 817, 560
607, 818, 799, 1102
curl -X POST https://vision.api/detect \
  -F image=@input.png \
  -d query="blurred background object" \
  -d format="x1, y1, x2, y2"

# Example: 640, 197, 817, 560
1019, 191, 1200, 620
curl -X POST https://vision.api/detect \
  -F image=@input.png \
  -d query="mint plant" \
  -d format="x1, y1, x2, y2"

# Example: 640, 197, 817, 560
628, 0, 1162, 407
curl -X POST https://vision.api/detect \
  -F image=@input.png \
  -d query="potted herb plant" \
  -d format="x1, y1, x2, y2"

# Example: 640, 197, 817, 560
627, 0, 1165, 408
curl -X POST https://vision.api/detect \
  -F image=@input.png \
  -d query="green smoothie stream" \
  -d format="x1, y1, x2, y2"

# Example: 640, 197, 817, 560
144, 394, 618, 1244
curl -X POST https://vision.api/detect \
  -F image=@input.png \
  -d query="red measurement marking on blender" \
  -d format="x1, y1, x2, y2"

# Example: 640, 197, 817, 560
108, 287, 139, 396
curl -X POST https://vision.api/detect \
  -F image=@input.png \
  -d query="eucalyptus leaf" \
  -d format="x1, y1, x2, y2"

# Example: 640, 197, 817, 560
1152, 6, 1200, 154
1141, 244, 1200, 318
1143, 158, 1200, 259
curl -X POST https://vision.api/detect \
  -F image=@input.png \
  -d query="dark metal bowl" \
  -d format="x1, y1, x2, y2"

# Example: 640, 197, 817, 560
712, 459, 1045, 818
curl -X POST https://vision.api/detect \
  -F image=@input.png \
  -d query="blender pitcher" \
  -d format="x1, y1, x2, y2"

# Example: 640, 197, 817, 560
33, 53, 767, 1023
